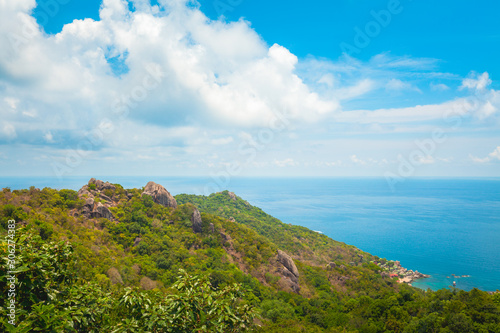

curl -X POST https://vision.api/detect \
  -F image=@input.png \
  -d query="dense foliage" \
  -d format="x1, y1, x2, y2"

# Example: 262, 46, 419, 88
0, 184, 499, 332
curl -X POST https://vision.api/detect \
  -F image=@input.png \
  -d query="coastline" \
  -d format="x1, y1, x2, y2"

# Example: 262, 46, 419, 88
374, 260, 430, 285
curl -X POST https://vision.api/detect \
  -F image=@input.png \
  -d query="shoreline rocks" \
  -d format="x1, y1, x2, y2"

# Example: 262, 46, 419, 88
375, 259, 430, 285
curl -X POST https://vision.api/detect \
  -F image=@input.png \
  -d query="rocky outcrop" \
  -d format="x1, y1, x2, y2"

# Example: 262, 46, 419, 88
326, 262, 337, 270
94, 202, 113, 220
141, 181, 177, 209
277, 250, 300, 293
78, 179, 116, 220
133, 237, 142, 247
88, 178, 116, 192
375, 260, 430, 284
227, 191, 237, 201
191, 208, 202, 233
277, 250, 299, 277
217, 191, 237, 201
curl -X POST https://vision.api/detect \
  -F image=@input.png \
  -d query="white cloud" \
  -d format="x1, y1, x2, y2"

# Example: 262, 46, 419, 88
210, 136, 233, 145
470, 146, 500, 163
44, 131, 54, 143
350, 155, 366, 165
336, 79, 376, 100
0, 1, 499, 178
334, 82, 500, 124
461, 72, 492, 91
369, 53, 440, 71
0, 0, 339, 146
437, 157, 453, 163
385, 78, 421, 92
273, 158, 297, 167
4, 97, 19, 111
416, 155, 435, 165
430, 82, 450, 91
317, 73, 335, 88
1, 122, 17, 139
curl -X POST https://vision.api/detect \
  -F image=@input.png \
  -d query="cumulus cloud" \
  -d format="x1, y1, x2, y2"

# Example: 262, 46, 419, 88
0, 0, 339, 152
470, 146, 500, 163
460, 72, 492, 91
0, 1, 499, 178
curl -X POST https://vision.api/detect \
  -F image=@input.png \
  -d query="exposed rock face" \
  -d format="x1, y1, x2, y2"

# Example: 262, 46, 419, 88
217, 191, 237, 201
209, 223, 215, 233
277, 250, 300, 293
78, 179, 116, 220
94, 202, 113, 220
191, 208, 202, 233
142, 181, 177, 209
133, 237, 142, 247
281, 266, 299, 284
88, 178, 116, 192
277, 250, 299, 278
326, 262, 337, 270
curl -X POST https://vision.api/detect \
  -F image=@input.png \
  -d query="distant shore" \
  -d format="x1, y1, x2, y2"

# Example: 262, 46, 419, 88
374, 259, 430, 285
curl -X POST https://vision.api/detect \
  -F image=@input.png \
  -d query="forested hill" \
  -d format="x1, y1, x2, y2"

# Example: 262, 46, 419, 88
1, 179, 499, 332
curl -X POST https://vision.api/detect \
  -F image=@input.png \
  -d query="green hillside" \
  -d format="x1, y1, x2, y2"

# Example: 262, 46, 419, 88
1, 180, 499, 332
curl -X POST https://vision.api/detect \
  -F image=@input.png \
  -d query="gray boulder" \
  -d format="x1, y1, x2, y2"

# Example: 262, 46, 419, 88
277, 250, 299, 278
191, 208, 202, 233
142, 181, 177, 208
93, 202, 113, 220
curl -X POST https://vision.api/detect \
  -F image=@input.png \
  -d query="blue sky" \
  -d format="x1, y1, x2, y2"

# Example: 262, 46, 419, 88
0, 0, 499, 182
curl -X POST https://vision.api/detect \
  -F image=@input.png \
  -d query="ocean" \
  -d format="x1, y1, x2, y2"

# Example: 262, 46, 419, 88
1, 176, 499, 292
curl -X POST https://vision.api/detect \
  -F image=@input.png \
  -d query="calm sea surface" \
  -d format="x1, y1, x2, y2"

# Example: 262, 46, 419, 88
1, 177, 499, 291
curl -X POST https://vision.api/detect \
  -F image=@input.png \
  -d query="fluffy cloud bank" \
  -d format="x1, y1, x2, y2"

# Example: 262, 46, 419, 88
0, 0, 499, 178
0, 0, 339, 150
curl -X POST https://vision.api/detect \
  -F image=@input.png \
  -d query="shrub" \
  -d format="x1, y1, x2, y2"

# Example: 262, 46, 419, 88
261, 299, 295, 323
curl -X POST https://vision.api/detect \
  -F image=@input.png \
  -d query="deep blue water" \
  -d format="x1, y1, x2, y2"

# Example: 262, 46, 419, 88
1, 177, 499, 292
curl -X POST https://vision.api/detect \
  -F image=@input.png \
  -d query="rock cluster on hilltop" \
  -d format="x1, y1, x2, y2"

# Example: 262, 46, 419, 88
277, 249, 300, 293
142, 181, 177, 208
216, 191, 237, 201
77, 178, 119, 220
77, 179, 179, 221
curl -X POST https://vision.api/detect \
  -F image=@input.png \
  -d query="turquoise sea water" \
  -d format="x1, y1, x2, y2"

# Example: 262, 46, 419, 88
1, 177, 499, 292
